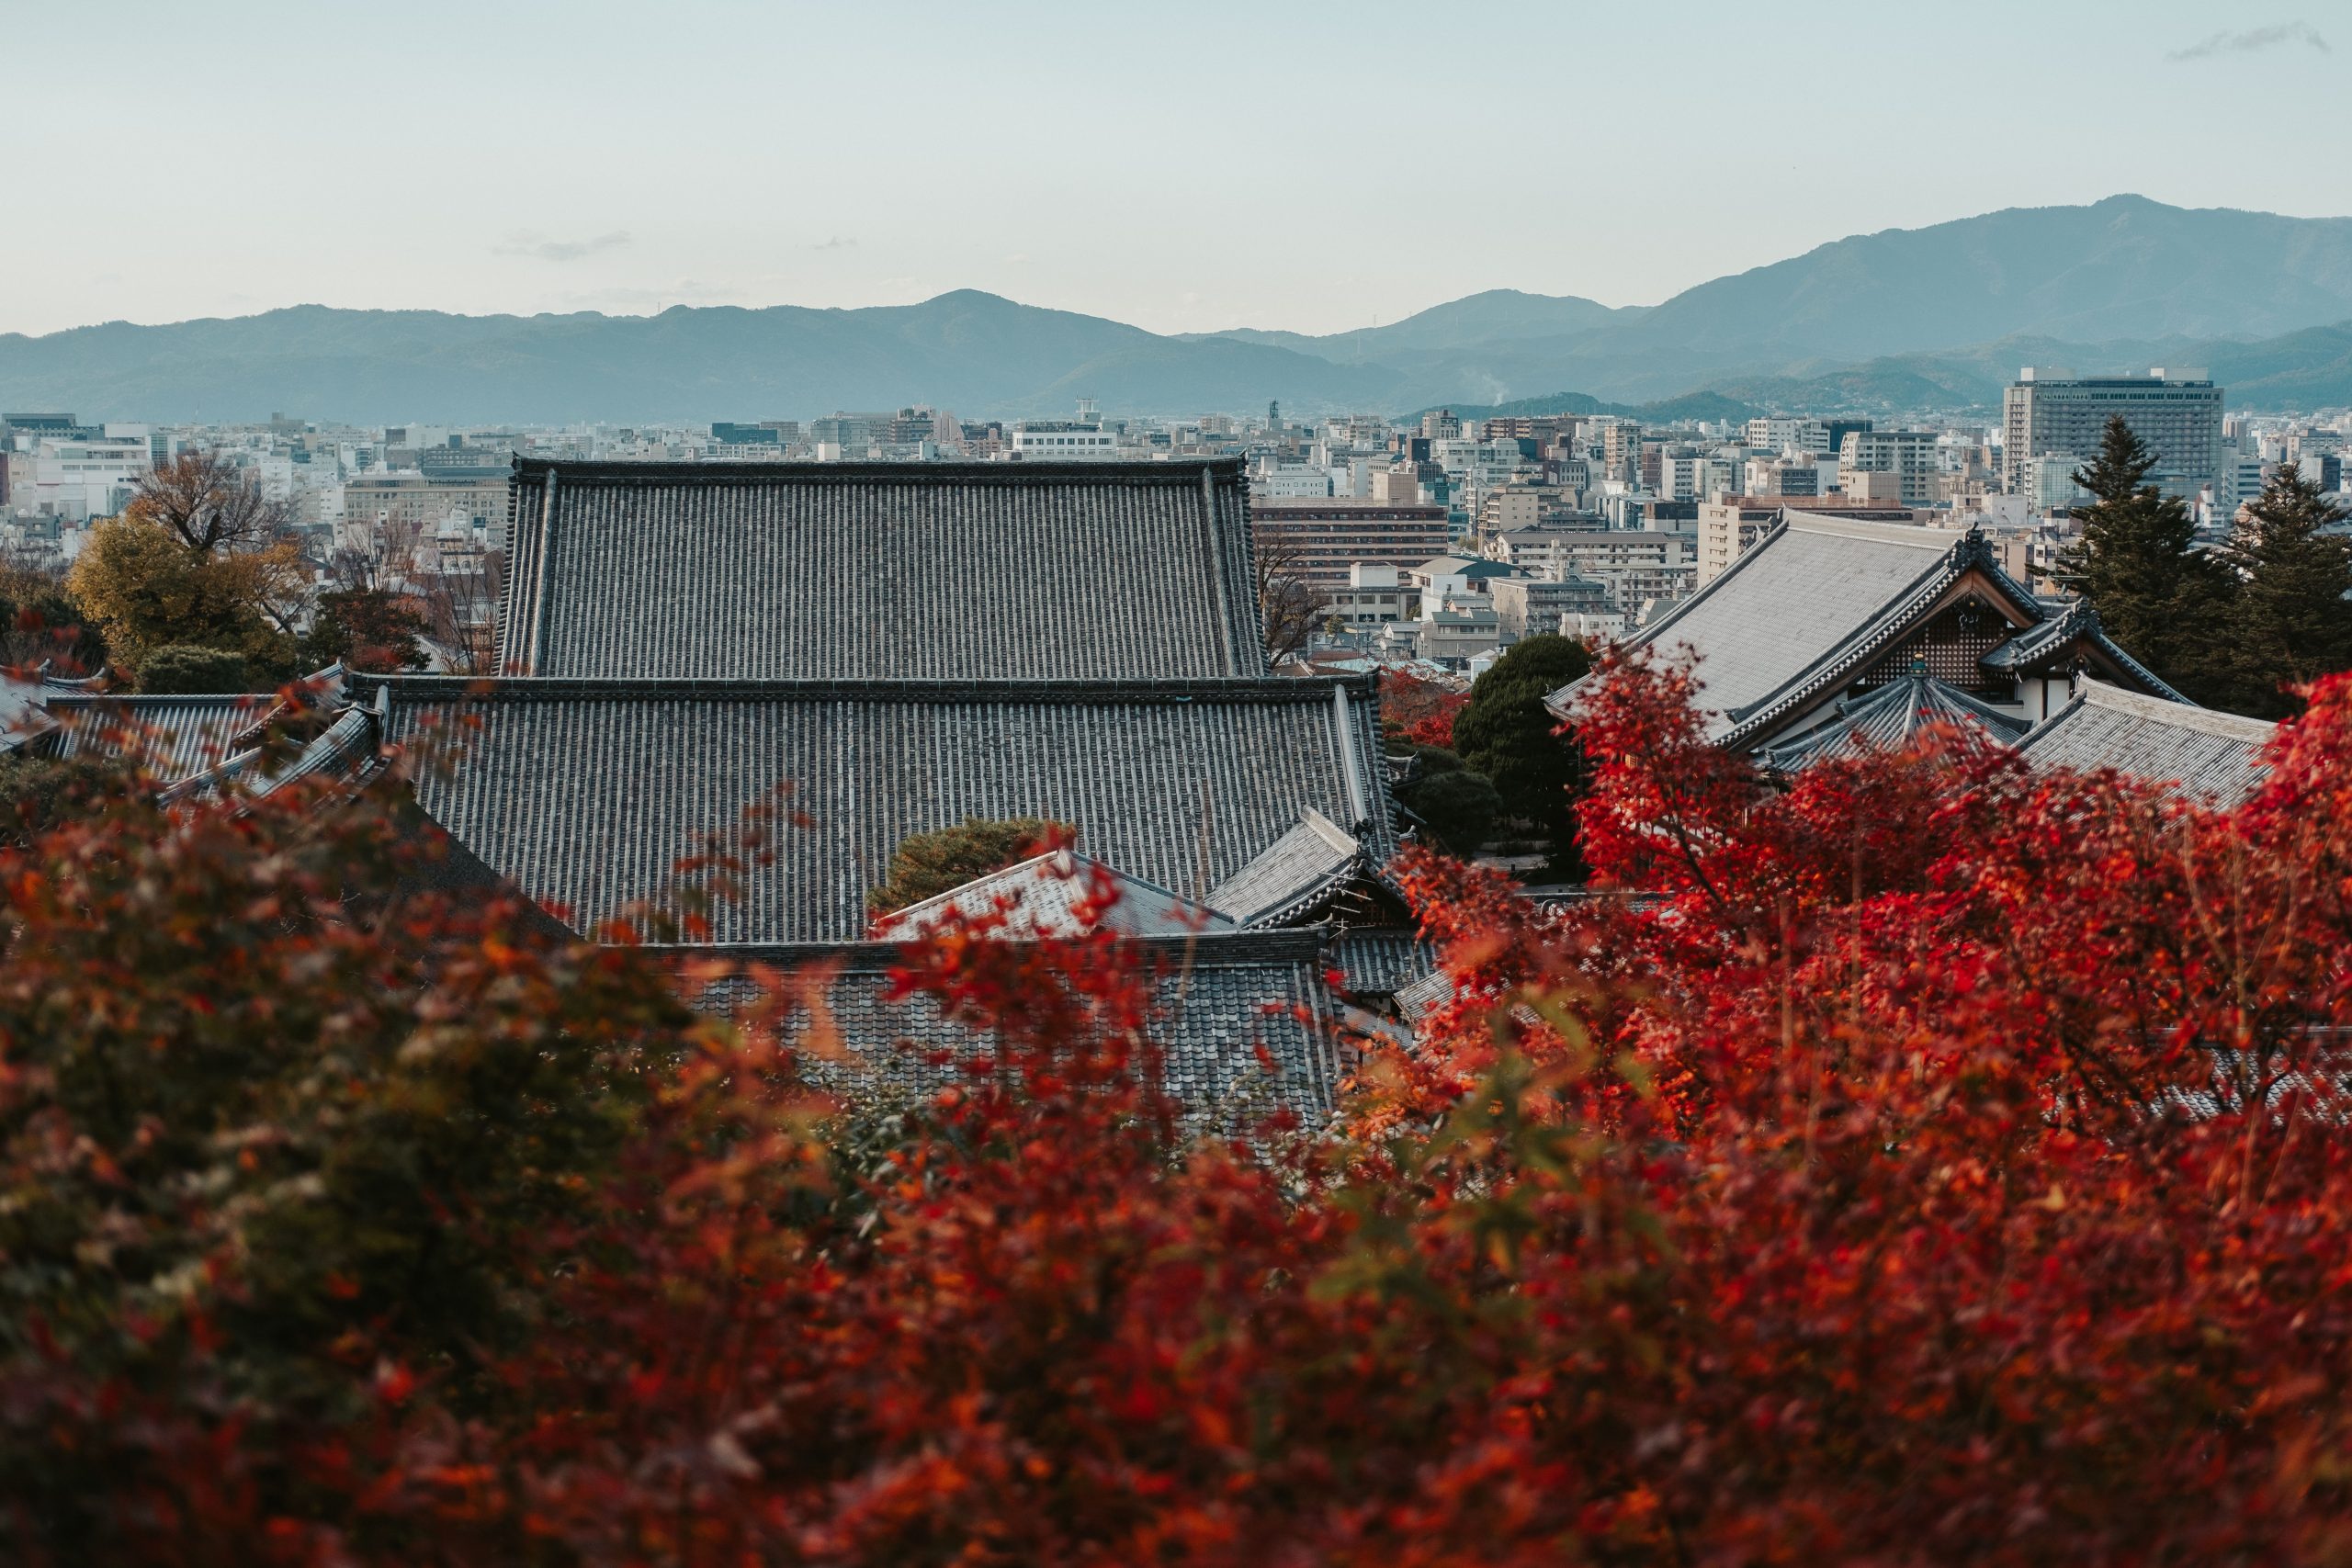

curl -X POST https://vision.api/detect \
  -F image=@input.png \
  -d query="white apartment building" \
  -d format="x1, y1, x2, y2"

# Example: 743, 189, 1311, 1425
1252, 463, 1333, 500
1326, 562, 1413, 625
1838, 430, 1939, 504
1432, 438, 1532, 482
6, 433, 152, 521
1010, 423, 1123, 458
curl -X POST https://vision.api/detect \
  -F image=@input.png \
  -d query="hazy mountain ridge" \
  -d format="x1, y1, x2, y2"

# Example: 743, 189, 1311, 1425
6, 197, 2352, 423
1706, 321, 2352, 415
1192, 289, 1633, 360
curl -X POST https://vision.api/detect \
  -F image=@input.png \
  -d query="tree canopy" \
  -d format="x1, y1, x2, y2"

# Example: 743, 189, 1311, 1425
867, 814, 1074, 915
1452, 633, 1592, 875
65, 513, 305, 682
12, 660, 2352, 1562
0, 561, 107, 678
62, 451, 310, 683
2058, 415, 2232, 702
301, 587, 431, 674
2215, 459, 2352, 717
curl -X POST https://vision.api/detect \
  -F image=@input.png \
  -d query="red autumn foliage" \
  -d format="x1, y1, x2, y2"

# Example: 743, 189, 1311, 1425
1380, 669, 1468, 749
7, 657, 2352, 1563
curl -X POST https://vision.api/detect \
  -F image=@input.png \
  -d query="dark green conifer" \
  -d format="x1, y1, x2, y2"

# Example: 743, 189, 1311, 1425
2056, 416, 2233, 702
2216, 461, 2352, 717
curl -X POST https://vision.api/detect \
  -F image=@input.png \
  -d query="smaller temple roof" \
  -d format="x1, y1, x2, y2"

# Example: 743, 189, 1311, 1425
2016, 678, 2277, 802
1546, 513, 2041, 746
1978, 600, 2187, 700
1760, 673, 2031, 773
678, 928, 1348, 1125
1206, 807, 1363, 928
872, 849, 1233, 940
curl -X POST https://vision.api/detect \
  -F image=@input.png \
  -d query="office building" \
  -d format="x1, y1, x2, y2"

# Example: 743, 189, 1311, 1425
2003, 368, 2223, 506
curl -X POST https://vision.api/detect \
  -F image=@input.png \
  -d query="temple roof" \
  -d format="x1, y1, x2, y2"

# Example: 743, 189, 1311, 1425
682, 928, 1347, 1124
31, 665, 353, 791
1979, 599, 2188, 699
1760, 673, 2032, 773
498, 456, 1265, 682
1206, 807, 1363, 927
1546, 512, 2042, 745
2016, 678, 2277, 803
362, 672, 1393, 945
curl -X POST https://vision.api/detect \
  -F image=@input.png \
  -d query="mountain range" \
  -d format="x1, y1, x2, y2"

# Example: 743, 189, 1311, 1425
6, 195, 2352, 424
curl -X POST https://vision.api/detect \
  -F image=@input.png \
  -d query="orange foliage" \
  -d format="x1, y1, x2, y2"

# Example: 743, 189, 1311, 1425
8, 662, 2352, 1563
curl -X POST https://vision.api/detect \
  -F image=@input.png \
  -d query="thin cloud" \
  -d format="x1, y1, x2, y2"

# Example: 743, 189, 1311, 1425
493, 230, 634, 262
811, 235, 857, 251
2168, 20, 2329, 60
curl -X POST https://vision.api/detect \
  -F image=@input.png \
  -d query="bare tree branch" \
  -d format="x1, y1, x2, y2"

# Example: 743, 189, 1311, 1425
1251, 531, 1327, 664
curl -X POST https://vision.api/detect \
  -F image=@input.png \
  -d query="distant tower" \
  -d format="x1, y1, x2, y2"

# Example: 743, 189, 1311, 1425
1268, 400, 1281, 428
1077, 396, 1100, 429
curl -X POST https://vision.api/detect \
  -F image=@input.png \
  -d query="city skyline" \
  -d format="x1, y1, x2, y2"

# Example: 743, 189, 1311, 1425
6, 0, 2346, 339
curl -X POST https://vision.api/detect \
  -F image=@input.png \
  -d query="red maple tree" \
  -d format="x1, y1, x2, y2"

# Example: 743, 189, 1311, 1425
6, 658, 2352, 1563
1381, 670, 1469, 750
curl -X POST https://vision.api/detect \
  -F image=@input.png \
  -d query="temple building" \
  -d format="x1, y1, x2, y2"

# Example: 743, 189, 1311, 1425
2, 457, 1417, 1124
1549, 509, 2275, 798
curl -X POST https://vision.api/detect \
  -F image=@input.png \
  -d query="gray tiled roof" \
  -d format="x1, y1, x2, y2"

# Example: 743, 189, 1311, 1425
677, 929, 1345, 1122
35, 666, 356, 796
364, 673, 1395, 945
873, 849, 1235, 940
1547, 513, 2042, 746
1760, 673, 2031, 773
499, 457, 1265, 682
1328, 927, 1439, 998
41, 692, 288, 784
2016, 678, 2277, 803
1207, 807, 1362, 927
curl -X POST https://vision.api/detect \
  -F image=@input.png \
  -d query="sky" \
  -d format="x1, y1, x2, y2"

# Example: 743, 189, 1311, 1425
5, 0, 2348, 339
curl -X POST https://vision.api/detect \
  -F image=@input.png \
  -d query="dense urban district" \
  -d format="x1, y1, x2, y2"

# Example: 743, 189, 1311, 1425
5, 322, 2352, 1557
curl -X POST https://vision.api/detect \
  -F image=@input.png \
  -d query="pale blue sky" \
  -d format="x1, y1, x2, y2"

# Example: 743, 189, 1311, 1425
6, 0, 2347, 337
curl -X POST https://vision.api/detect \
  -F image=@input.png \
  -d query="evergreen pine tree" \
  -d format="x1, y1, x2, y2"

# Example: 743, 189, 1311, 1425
2216, 461, 2352, 718
1453, 634, 1593, 879
2056, 416, 2233, 702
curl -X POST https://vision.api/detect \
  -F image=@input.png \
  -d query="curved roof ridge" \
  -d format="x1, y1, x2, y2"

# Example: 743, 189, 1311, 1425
355, 672, 1376, 703
512, 454, 1243, 482
1777, 509, 1959, 547
2073, 676, 2277, 742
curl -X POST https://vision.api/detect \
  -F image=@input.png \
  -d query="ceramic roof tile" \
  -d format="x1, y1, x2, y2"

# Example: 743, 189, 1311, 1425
2016, 678, 2276, 803
679, 930, 1344, 1123
499, 457, 1265, 681
40, 693, 286, 784
365, 673, 1395, 946
1760, 673, 2031, 772
1207, 807, 1362, 927
1545, 514, 2043, 745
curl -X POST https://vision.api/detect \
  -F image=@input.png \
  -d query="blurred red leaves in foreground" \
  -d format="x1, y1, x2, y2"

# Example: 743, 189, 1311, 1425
7, 660, 2352, 1564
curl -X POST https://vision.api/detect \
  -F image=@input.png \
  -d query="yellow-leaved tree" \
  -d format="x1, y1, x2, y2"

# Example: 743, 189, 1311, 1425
66, 451, 310, 683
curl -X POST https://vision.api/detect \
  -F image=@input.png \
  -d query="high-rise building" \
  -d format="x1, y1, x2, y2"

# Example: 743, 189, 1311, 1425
2003, 368, 2223, 507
